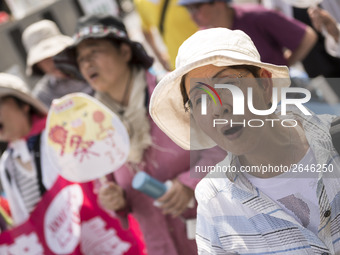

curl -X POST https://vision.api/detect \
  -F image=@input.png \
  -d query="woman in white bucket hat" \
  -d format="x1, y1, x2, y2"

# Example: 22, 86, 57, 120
22, 19, 93, 107
149, 27, 340, 254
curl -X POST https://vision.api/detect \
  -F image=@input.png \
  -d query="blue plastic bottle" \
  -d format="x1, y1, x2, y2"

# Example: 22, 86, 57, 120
132, 172, 167, 199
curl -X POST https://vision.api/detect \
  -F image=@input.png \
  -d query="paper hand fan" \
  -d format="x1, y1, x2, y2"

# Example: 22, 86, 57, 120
45, 93, 130, 182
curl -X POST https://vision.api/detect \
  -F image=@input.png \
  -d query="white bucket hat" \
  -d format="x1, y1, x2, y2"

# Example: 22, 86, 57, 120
149, 28, 291, 150
0, 73, 48, 115
22, 20, 73, 76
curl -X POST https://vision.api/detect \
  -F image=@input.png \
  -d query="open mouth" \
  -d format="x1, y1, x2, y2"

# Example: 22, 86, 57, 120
89, 72, 98, 80
0, 123, 4, 132
223, 125, 243, 136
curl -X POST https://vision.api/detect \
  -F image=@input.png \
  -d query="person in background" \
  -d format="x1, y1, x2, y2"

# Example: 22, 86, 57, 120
180, 0, 316, 67
56, 14, 226, 255
134, 0, 198, 70
261, 0, 340, 96
22, 20, 93, 108
308, 6, 340, 58
149, 27, 340, 254
0, 73, 146, 254
0, 73, 57, 225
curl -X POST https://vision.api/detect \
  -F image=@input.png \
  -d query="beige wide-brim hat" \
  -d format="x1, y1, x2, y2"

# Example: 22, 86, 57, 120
149, 28, 291, 150
0, 73, 48, 115
22, 20, 73, 76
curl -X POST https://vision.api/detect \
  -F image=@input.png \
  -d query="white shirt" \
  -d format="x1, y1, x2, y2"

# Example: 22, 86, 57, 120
244, 148, 320, 235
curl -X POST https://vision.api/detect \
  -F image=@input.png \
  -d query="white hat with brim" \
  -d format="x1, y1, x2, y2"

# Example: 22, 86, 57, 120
26, 35, 73, 76
149, 28, 291, 150
22, 20, 73, 76
0, 73, 48, 115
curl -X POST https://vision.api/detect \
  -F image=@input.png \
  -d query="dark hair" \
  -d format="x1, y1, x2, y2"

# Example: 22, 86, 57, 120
109, 38, 123, 48
74, 14, 153, 69
77, 37, 143, 70
180, 65, 261, 111
108, 38, 153, 70
32, 64, 44, 77
1, 95, 40, 117
107, 38, 136, 68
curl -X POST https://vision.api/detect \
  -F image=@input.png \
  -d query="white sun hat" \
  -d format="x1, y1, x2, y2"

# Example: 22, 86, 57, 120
22, 20, 73, 76
0, 73, 48, 115
149, 27, 291, 150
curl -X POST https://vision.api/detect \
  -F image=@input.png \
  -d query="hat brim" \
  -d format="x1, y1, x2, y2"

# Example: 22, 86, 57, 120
149, 53, 290, 150
0, 87, 48, 115
55, 32, 153, 77
26, 35, 73, 76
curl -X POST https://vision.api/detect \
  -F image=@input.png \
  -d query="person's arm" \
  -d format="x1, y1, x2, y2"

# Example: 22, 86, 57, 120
285, 26, 317, 66
143, 30, 172, 71
134, 0, 172, 71
259, 8, 317, 66
156, 178, 194, 217
308, 6, 340, 58
156, 146, 227, 217
308, 6, 339, 43
98, 181, 126, 211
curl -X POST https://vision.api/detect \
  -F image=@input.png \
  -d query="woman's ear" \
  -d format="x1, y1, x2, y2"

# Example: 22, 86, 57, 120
120, 43, 132, 63
23, 104, 31, 114
259, 68, 273, 106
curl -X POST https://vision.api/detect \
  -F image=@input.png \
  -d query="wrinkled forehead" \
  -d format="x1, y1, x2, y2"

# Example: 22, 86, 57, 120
185, 67, 257, 94
187, 79, 264, 107
185, 65, 254, 85
185, 65, 238, 81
